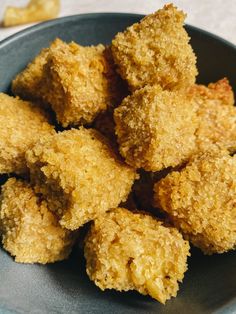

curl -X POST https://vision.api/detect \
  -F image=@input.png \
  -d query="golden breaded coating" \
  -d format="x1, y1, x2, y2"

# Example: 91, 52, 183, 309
189, 79, 236, 152
43, 40, 125, 127
12, 39, 126, 120
12, 47, 49, 105
26, 128, 137, 230
0, 178, 75, 264
154, 150, 236, 254
12, 39, 63, 107
203, 78, 234, 106
114, 85, 198, 171
84, 207, 190, 304
111, 4, 197, 91
0, 93, 54, 174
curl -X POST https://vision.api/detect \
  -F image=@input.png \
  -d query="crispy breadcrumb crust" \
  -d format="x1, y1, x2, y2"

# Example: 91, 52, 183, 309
189, 79, 236, 152
26, 128, 137, 230
12, 48, 49, 105
43, 40, 126, 127
111, 4, 197, 91
84, 207, 190, 304
114, 85, 198, 171
0, 178, 75, 264
202, 78, 234, 106
0, 93, 54, 174
154, 150, 236, 254
11, 39, 63, 108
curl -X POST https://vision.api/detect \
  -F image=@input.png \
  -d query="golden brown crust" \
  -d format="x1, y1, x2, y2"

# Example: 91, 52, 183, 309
12, 48, 49, 106
0, 93, 54, 175
26, 128, 137, 230
84, 207, 190, 304
189, 79, 236, 152
12, 39, 126, 127
111, 4, 197, 91
11, 39, 64, 109
154, 150, 236, 254
43, 41, 126, 127
0, 178, 75, 264
114, 85, 198, 171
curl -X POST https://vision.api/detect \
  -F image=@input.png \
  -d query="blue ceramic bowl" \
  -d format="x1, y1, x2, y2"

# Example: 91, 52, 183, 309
0, 13, 236, 314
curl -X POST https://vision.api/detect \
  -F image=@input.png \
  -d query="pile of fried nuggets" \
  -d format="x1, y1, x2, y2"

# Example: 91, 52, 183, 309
0, 4, 236, 304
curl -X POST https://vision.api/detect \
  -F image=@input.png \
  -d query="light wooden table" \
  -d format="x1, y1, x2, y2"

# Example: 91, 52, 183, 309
0, 0, 235, 45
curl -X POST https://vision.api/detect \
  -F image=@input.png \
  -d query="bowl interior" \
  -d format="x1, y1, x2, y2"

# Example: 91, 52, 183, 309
0, 13, 236, 314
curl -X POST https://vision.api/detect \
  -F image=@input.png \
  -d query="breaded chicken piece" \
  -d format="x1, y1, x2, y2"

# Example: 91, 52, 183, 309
154, 149, 236, 255
43, 40, 126, 127
12, 39, 126, 126
0, 178, 75, 264
189, 78, 236, 152
26, 128, 137, 230
11, 39, 64, 108
114, 85, 198, 171
12, 47, 49, 105
0, 93, 54, 175
195, 78, 234, 106
84, 207, 190, 304
111, 4, 197, 91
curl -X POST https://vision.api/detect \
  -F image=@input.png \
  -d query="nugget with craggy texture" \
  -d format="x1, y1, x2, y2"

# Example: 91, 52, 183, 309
12, 47, 49, 105
0, 178, 75, 264
12, 38, 71, 110
43, 41, 126, 127
11, 38, 64, 107
0, 93, 54, 175
26, 128, 137, 230
111, 4, 197, 91
154, 150, 236, 255
84, 207, 190, 304
12, 39, 126, 122
189, 79, 236, 152
114, 85, 198, 171
198, 78, 234, 106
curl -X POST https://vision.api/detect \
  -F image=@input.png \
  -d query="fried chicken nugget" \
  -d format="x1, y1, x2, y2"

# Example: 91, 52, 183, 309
11, 39, 64, 107
189, 78, 236, 152
44, 41, 126, 127
26, 128, 137, 230
114, 85, 198, 171
0, 93, 54, 175
0, 178, 75, 264
12, 47, 49, 106
12, 39, 126, 126
84, 207, 190, 304
154, 149, 236, 255
111, 4, 197, 91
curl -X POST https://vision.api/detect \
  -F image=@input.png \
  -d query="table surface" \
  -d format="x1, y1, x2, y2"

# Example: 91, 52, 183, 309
0, 0, 235, 45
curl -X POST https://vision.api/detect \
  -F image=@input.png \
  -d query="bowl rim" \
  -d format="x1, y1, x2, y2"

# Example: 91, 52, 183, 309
0, 12, 235, 51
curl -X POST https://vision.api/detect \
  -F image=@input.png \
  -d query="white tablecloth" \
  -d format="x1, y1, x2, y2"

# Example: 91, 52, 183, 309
0, 0, 235, 45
